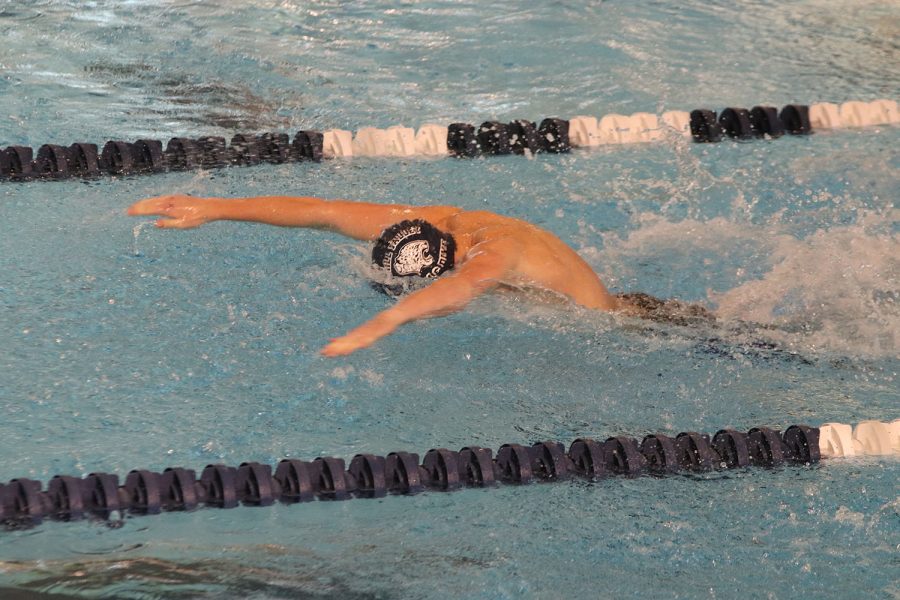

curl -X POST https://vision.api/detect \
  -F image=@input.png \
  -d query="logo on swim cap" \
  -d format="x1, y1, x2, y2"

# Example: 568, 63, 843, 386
372, 220, 456, 292
393, 239, 433, 275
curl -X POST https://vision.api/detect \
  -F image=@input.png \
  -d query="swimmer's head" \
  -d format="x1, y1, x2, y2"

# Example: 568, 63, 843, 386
371, 219, 456, 295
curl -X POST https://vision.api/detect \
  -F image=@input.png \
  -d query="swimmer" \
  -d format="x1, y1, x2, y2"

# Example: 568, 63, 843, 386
128, 194, 712, 356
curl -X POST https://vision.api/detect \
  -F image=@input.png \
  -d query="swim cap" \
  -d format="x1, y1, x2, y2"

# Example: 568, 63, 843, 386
372, 220, 456, 293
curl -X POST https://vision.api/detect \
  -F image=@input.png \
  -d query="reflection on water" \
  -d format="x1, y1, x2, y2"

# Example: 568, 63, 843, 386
83, 61, 303, 132
1, 538, 500, 599
2, 555, 394, 599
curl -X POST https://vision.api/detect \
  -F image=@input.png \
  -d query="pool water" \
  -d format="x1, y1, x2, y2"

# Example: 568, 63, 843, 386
1, 1, 898, 598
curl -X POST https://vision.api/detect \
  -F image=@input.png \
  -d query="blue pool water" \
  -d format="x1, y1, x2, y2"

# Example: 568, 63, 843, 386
1, 1, 898, 598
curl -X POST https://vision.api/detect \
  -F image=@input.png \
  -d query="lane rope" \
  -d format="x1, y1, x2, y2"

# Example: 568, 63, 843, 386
1, 99, 897, 182
2, 419, 896, 529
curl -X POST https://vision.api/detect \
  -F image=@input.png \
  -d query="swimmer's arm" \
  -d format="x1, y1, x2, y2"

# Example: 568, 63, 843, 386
321, 241, 518, 357
127, 194, 460, 240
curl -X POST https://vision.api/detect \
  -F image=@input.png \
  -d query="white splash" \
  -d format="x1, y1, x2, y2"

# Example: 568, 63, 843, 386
131, 221, 154, 256
713, 210, 899, 357
597, 208, 899, 358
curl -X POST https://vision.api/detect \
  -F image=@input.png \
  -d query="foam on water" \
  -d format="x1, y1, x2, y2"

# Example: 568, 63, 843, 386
715, 209, 899, 357
594, 207, 899, 358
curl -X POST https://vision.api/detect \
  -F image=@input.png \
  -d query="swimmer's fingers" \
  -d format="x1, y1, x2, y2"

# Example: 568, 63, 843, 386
320, 318, 395, 357
320, 333, 376, 357
127, 194, 197, 216
320, 337, 359, 357
154, 215, 207, 229
128, 194, 218, 229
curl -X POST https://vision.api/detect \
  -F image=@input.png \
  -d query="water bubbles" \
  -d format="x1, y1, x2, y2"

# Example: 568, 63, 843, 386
131, 221, 153, 256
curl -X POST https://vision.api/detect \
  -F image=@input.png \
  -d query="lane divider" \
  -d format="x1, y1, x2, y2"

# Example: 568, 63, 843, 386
1, 99, 896, 182
0, 419, 896, 530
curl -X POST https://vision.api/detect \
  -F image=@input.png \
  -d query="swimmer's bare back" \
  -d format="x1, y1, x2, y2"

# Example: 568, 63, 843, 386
128, 194, 619, 356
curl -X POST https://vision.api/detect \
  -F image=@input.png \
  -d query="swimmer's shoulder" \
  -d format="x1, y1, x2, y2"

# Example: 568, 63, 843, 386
407, 204, 464, 224
444, 209, 530, 233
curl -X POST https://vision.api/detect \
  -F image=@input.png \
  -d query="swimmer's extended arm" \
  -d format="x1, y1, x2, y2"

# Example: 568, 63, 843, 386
320, 240, 518, 357
127, 194, 460, 241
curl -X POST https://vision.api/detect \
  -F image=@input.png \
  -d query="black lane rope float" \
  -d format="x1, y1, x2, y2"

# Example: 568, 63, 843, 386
3, 419, 897, 530
0, 131, 325, 182
0, 422, 854, 530
9, 100, 898, 183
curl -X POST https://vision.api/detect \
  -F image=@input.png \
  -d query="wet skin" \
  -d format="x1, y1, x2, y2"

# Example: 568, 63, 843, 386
128, 194, 620, 356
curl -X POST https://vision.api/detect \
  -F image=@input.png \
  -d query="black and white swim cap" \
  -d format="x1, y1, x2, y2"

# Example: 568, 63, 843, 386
372, 220, 456, 288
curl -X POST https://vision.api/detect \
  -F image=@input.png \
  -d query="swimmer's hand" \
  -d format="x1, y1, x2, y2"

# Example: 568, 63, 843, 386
127, 194, 221, 229
320, 244, 513, 357
320, 315, 398, 357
